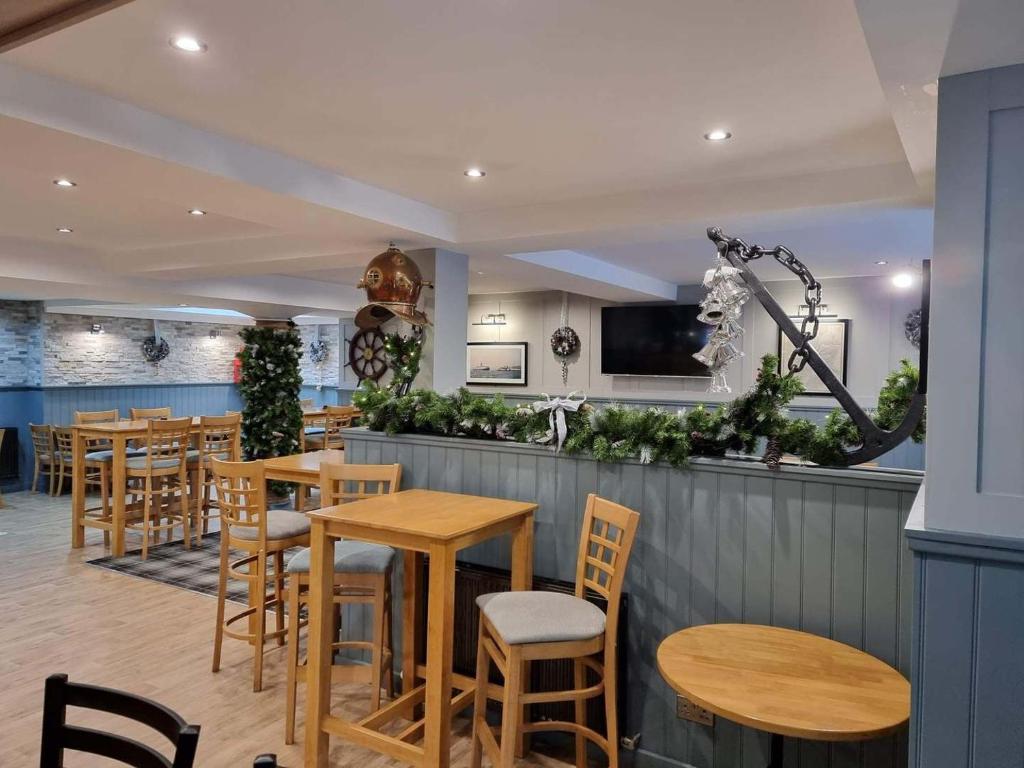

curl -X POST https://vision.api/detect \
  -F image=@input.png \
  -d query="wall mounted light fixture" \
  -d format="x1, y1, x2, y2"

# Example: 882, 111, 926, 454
472, 313, 507, 326
208, 329, 220, 339
90, 324, 103, 334
796, 303, 837, 318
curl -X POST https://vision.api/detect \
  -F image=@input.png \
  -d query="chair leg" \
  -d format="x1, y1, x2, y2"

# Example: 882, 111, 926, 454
499, 646, 524, 768
574, 659, 588, 767
285, 576, 302, 745
369, 576, 386, 711
195, 465, 206, 544
274, 550, 286, 646
470, 615, 490, 768
100, 464, 111, 548
32, 457, 39, 494
180, 467, 191, 550
141, 477, 153, 561
253, 550, 268, 692
55, 458, 65, 496
604, 647, 620, 768
212, 533, 229, 673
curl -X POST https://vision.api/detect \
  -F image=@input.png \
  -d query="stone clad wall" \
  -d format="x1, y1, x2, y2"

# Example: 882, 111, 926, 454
297, 323, 341, 388
0, 300, 43, 386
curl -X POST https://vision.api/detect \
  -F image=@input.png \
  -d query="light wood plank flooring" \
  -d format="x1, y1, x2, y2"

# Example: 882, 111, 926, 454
0, 491, 574, 767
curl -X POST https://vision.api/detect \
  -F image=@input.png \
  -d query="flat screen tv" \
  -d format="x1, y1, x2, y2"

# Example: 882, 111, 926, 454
601, 304, 713, 377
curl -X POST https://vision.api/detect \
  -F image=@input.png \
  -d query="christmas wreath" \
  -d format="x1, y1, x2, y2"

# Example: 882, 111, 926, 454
142, 336, 170, 363
308, 338, 330, 364
550, 326, 580, 358
904, 309, 923, 349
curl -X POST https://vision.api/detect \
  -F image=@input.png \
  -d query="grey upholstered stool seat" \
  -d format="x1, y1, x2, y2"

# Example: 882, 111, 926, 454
286, 540, 396, 574
85, 448, 146, 462
476, 591, 606, 645
232, 510, 311, 541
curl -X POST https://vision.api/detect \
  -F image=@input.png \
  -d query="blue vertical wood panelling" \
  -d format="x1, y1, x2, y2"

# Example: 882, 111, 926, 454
0, 387, 44, 490
41, 383, 244, 426
346, 431, 921, 768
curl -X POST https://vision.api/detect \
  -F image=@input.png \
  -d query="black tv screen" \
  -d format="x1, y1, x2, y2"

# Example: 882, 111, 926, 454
601, 305, 713, 377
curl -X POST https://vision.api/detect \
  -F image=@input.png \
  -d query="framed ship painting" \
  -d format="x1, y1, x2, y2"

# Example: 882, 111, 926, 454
777, 319, 849, 395
466, 342, 528, 386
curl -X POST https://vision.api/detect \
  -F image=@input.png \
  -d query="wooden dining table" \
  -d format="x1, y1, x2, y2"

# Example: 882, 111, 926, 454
656, 624, 910, 768
262, 449, 345, 510
70, 417, 217, 557
303, 489, 537, 768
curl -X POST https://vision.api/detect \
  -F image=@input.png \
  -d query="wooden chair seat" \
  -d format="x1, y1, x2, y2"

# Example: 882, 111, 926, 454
286, 540, 396, 574
476, 591, 606, 645
230, 509, 311, 541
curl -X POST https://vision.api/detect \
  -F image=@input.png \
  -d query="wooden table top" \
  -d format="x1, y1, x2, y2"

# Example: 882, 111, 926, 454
656, 624, 910, 742
263, 449, 345, 475
71, 417, 202, 433
307, 489, 537, 543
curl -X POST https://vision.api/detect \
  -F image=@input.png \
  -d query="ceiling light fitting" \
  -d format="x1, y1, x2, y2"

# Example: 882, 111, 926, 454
170, 35, 207, 53
892, 272, 914, 289
704, 129, 732, 141
875, 260, 888, 265
90, 324, 103, 334
53, 178, 76, 188
188, 209, 206, 216
464, 168, 486, 178
56, 227, 73, 233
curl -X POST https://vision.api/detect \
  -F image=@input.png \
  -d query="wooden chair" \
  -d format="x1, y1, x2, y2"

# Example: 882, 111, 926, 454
51, 427, 75, 496
210, 457, 311, 692
470, 493, 640, 768
283, 462, 401, 743
190, 413, 242, 544
73, 409, 129, 545
130, 406, 172, 419
122, 417, 193, 560
40, 673, 199, 768
300, 398, 315, 409
304, 405, 355, 452
29, 423, 57, 495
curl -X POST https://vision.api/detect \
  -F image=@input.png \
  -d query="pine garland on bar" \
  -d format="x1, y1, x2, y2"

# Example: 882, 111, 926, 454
238, 323, 304, 483
382, 332, 423, 395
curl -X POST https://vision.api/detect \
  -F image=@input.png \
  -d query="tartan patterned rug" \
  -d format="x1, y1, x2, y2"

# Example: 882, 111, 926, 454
86, 533, 303, 605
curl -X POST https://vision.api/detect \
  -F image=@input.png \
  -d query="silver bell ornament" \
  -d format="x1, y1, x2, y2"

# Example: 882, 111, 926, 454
694, 258, 751, 393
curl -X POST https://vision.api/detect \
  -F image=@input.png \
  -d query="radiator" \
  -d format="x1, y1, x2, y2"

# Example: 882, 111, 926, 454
418, 559, 628, 731
0, 427, 18, 481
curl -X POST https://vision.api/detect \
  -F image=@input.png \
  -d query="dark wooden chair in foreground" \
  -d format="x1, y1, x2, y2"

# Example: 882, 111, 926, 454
40, 673, 199, 768
470, 493, 640, 768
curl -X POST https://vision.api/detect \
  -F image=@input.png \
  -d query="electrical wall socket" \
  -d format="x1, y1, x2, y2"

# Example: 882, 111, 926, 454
676, 696, 714, 726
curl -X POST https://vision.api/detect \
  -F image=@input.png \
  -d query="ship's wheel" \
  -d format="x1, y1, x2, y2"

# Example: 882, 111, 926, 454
348, 327, 388, 381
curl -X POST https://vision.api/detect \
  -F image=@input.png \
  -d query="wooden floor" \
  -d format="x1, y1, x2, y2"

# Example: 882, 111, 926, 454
0, 491, 575, 767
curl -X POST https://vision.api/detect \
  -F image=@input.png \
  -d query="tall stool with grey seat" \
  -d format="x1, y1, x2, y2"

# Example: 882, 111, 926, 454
470, 493, 640, 768
283, 462, 401, 743
189, 413, 242, 544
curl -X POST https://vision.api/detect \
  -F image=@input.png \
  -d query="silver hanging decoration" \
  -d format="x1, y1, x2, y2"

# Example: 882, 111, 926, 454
694, 259, 751, 392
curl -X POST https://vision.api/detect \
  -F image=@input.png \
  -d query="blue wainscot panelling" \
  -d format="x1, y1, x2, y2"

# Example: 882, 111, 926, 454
0, 387, 44, 491
299, 385, 354, 408
41, 383, 244, 427
345, 428, 923, 768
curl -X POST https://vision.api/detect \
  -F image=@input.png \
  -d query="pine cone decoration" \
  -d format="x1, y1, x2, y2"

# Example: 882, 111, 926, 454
762, 436, 783, 468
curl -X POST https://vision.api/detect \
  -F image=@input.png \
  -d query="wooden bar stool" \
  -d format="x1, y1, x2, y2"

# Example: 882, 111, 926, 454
283, 462, 401, 743
122, 417, 194, 560
470, 493, 640, 768
73, 409, 132, 544
209, 457, 311, 692
303, 405, 354, 452
190, 413, 242, 544
51, 427, 75, 496
29, 423, 57, 495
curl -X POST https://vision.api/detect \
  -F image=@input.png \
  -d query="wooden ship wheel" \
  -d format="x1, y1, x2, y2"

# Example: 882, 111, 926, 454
348, 327, 388, 381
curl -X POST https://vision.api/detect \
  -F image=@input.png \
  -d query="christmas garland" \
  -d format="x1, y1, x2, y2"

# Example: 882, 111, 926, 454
308, 338, 330, 364
383, 332, 423, 394
353, 355, 926, 468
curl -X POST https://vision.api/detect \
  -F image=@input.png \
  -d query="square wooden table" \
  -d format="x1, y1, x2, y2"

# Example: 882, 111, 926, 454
70, 417, 211, 556
303, 489, 536, 768
263, 449, 345, 510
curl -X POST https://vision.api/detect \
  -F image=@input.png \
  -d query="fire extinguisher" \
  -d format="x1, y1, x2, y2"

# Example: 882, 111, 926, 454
233, 353, 242, 384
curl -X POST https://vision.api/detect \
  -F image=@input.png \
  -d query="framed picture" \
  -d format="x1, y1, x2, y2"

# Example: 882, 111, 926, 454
466, 342, 528, 386
777, 319, 849, 395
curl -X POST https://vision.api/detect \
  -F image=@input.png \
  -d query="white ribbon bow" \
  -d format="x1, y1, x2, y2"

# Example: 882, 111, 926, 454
532, 392, 587, 452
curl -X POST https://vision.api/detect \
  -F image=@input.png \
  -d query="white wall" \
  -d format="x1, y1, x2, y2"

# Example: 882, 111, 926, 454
467, 275, 921, 407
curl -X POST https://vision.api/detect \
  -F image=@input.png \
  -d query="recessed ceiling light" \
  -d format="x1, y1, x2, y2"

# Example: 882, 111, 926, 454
464, 168, 486, 178
53, 178, 76, 188
704, 129, 732, 142
477, 271, 485, 275
56, 227, 73, 233
892, 272, 914, 289
188, 208, 206, 216
170, 35, 207, 53
922, 81, 939, 97
178, 303, 189, 307
875, 260, 888, 265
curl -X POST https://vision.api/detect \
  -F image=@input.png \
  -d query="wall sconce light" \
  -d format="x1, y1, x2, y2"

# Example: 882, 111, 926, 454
472, 313, 507, 326
208, 329, 220, 339
796, 304, 837, 318
89, 323, 103, 334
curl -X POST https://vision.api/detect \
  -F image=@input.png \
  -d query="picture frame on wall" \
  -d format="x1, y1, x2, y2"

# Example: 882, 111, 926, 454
777, 319, 849, 395
466, 342, 528, 386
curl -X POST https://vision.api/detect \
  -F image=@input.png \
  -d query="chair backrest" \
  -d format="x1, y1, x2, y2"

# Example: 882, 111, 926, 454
199, 413, 241, 461
253, 756, 277, 767
40, 673, 200, 768
131, 406, 172, 420
209, 458, 267, 540
300, 398, 315, 410
30, 424, 53, 455
74, 409, 118, 424
574, 494, 640, 642
52, 427, 73, 459
319, 462, 401, 505
140, 417, 192, 468
324, 405, 356, 439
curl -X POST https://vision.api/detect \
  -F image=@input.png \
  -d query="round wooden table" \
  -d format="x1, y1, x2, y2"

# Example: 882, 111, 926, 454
656, 624, 910, 768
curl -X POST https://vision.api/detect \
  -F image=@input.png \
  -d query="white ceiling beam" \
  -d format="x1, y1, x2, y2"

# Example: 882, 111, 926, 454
508, 250, 677, 301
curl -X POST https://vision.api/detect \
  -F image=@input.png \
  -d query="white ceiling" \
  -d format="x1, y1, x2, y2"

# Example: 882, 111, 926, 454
0, 0, 1016, 314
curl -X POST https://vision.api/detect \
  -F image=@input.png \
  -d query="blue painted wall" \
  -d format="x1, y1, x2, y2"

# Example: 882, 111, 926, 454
0, 387, 44, 491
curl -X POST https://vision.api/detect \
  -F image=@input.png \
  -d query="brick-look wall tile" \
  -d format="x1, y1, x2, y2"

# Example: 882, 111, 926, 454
0, 300, 43, 386
298, 324, 341, 388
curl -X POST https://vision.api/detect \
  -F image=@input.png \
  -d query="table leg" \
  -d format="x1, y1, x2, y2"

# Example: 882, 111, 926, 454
511, 512, 535, 757
767, 733, 784, 768
111, 435, 127, 556
422, 543, 456, 768
401, 551, 423, 698
71, 430, 85, 548
304, 519, 334, 768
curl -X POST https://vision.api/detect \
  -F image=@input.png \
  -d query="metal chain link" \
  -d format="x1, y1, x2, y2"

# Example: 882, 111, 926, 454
725, 238, 822, 373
